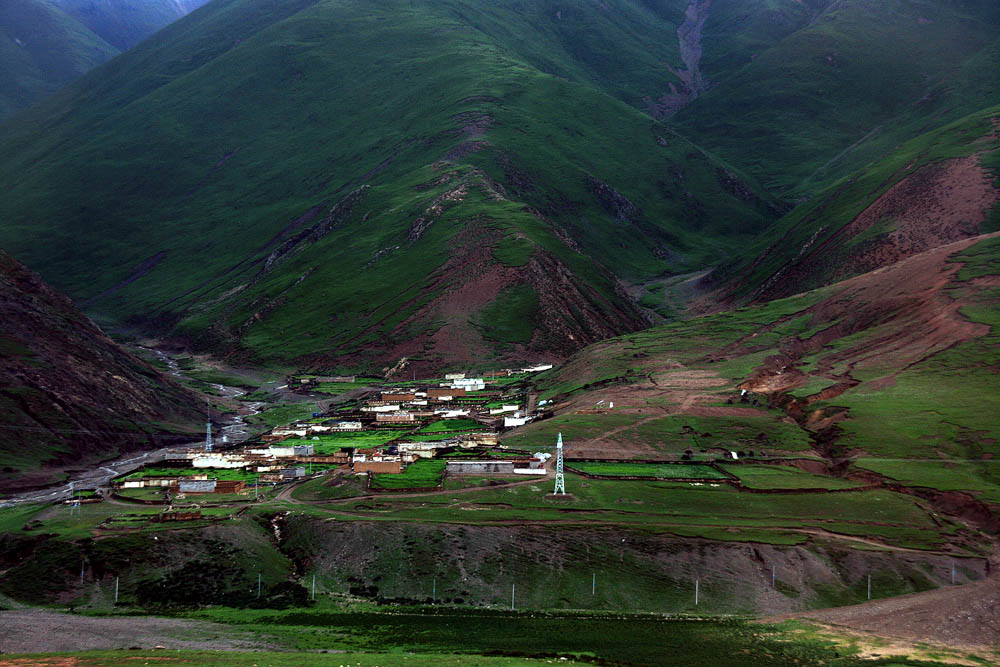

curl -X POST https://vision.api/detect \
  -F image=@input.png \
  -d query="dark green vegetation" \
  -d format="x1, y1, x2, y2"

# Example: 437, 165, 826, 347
0, 0, 207, 119
0, 614, 966, 666
0, 250, 202, 492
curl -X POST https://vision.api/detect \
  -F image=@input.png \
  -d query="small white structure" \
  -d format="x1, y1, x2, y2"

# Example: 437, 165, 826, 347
332, 421, 363, 431
191, 454, 252, 469
504, 416, 530, 428
363, 404, 401, 413
523, 364, 553, 373
269, 444, 315, 457
445, 373, 466, 380
270, 426, 309, 438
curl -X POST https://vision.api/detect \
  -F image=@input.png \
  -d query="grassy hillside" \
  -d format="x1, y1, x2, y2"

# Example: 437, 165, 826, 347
519, 233, 1000, 514
0, 0, 782, 371
672, 0, 1000, 198
0, 0, 118, 118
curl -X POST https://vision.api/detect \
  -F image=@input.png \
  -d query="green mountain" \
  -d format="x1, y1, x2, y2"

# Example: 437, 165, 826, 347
0, 0, 785, 373
0, 0, 118, 118
1, 0, 997, 373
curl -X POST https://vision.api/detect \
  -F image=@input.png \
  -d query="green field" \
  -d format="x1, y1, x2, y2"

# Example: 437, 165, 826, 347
569, 461, 728, 479
370, 459, 446, 490
854, 459, 1000, 505
279, 431, 402, 454
122, 467, 260, 482
720, 465, 862, 491
419, 418, 486, 433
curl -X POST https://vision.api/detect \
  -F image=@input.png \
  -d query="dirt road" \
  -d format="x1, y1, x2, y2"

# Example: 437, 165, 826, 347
0, 609, 275, 654
765, 565, 1000, 650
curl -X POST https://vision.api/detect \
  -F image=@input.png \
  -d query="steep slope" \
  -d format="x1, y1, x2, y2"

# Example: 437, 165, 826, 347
669, 0, 1000, 198
51, 0, 210, 50
0, 0, 781, 372
0, 249, 203, 493
701, 106, 999, 307
0, 0, 118, 119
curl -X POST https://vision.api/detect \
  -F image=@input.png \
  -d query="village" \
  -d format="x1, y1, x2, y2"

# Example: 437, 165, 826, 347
107, 365, 556, 506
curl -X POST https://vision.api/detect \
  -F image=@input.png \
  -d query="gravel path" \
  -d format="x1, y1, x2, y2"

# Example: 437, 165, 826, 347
0, 609, 275, 654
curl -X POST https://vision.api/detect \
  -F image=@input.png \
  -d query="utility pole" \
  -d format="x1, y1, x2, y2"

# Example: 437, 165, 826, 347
311, 574, 316, 601
433, 576, 436, 602
592, 572, 596, 596
114, 576, 119, 603
257, 572, 262, 598
695, 579, 699, 606
80, 561, 85, 586
511, 583, 515, 610
867, 574, 871, 600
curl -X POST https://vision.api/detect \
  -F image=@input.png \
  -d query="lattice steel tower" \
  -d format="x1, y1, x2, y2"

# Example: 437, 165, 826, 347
553, 432, 566, 495
205, 400, 213, 452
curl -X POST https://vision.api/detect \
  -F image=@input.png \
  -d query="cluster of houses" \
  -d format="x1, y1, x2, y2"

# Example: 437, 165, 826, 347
112, 368, 554, 498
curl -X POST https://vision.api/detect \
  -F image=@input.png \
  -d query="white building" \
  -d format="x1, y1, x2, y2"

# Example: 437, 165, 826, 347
451, 378, 485, 391
268, 444, 315, 457
331, 421, 363, 431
